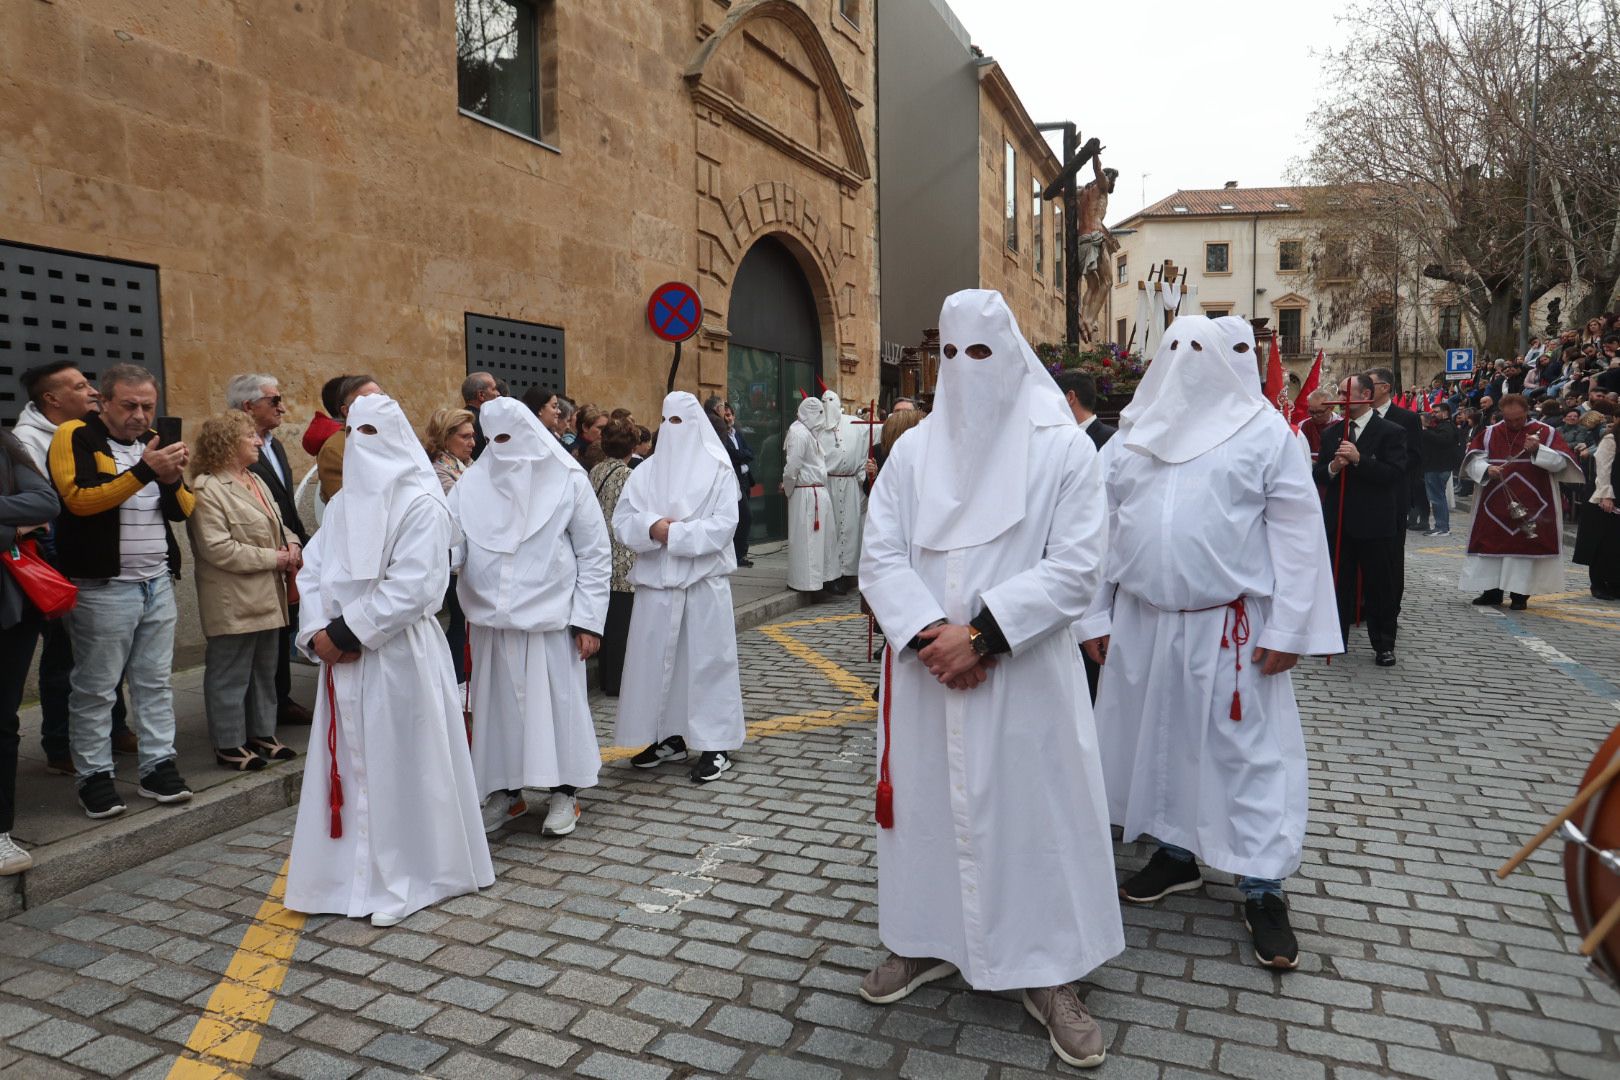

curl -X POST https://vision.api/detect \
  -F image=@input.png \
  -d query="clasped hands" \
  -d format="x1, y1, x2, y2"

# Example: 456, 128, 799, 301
310, 630, 360, 665
917, 623, 995, 691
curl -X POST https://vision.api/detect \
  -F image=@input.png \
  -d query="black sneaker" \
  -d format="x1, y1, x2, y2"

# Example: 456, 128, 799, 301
137, 760, 193, 804
1244, 894, 1300, 969
631, 736, 687, 769
1119, 848, 1203, 903
78, 772, 126, 820
1375, 650, 1397, 667
689, 751, 732, 784
1471, 589, 1504, 606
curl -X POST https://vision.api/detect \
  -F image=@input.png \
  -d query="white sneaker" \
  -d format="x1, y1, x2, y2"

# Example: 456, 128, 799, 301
370, 912, 403, 928
481, 791, 528, 834
542, 792, 579, 836
0, 833, 32, 876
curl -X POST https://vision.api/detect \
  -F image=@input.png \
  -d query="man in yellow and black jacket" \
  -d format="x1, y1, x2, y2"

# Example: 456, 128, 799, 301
46, 364, 196, 821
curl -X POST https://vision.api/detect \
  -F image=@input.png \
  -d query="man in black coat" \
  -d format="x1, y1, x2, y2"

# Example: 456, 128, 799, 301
1053, 369, 1116, 451
1052, 369, 1114, 700
1315, 375, 1408, 667
230, 373, 313, 726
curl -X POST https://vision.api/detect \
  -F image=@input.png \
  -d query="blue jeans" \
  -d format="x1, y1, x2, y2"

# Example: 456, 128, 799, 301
1424, 471, 1451, 533
1160, 844, 1283, 900
66, 576, 178, 781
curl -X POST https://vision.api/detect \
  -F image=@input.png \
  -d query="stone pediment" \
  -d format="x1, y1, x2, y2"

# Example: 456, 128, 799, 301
685, 0, 871, 187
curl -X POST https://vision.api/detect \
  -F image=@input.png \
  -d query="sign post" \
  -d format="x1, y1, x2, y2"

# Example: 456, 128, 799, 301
1444, 347, 1475, 381
647, 282, 704, 392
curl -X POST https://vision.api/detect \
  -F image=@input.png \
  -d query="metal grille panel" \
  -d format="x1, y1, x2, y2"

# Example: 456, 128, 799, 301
465, 313, 564, 399
0, 242, 164, 428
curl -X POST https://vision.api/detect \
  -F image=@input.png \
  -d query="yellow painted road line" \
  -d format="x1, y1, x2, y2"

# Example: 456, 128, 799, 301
168, 612, 876, 1076
1522, 609, 1620, 631
166, 865, 306, 1079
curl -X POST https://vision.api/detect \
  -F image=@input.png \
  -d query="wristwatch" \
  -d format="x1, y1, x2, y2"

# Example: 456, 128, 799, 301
968, 625, 992, 658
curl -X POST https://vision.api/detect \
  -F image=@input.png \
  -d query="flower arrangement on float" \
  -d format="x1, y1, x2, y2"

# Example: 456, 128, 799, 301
1034, 340, 1148, 404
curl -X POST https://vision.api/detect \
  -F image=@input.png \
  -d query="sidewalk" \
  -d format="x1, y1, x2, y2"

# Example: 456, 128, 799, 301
2, 544, 804, 918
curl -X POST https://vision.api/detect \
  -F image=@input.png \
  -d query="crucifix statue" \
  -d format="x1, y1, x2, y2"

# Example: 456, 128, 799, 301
1076, 141, 1119, 343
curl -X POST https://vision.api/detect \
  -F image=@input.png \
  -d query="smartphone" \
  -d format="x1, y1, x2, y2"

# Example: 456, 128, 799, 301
155, 416, 182, 447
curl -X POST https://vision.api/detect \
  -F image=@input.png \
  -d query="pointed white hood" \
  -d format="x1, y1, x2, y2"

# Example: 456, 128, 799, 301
1119, 316, 1268, 464
913, 289, 1073, 552
334, 394, 448, 579
454, 396, 580, 555
624, 392, 733, 522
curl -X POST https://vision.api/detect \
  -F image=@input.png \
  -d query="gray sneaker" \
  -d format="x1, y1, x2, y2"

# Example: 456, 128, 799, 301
1023, 984, 1106, 1069
857, 953, 956, 1004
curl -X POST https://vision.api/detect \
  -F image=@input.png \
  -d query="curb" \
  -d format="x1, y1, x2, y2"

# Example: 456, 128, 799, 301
2, 585, 811, 917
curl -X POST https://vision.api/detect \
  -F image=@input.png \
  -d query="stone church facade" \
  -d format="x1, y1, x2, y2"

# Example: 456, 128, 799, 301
0, 0, 880, 462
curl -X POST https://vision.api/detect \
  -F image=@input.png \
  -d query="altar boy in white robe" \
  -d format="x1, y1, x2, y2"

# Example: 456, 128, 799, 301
860, 290, 1123, 1070
286, 395, 493, 928
1079, 315, 1340, 969
450, 398, 611, 836
613, 392, 745, 784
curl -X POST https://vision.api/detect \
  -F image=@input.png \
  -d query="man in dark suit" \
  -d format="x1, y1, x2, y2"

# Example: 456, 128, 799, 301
1052, 369, 1114, 700
229, 373, 313, 725
1054, 369, 1116, 451
461, 371, 500, 459
1314, 375, 1408, 666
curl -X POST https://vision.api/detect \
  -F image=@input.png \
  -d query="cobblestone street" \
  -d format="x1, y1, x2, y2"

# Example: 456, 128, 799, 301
1, 534, 1618, 1079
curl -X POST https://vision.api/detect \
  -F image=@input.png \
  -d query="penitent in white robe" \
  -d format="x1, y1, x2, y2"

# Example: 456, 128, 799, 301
821, 416, 869, 578
783, 420, 829, 591
452, 469, 611, 796
861, 423, 1125, 991
286, 494, 494, 920
1460, 444, 1583, 597
612, 470, 745, 753
1077, 412, 1341, 882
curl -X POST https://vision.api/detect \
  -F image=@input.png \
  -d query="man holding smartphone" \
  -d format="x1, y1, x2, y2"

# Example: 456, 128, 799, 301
47, 364, 196, 820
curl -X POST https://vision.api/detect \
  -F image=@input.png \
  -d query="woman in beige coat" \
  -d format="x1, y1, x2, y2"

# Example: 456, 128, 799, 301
187, 412, 299, 770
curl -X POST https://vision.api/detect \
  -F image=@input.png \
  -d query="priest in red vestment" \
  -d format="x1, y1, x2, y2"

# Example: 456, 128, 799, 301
1461, 394, 1584, 609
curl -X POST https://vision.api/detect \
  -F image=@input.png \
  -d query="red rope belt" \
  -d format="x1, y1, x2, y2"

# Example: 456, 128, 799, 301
795, 484, 824, 530
875, 645, 894, 829
324, 664, 345, 838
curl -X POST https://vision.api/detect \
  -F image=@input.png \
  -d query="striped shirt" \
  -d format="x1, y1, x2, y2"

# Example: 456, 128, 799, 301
108, 439, 168, 581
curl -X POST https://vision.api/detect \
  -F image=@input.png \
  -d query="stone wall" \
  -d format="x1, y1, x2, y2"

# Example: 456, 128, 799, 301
1, 0, 879, 662
975, 80, 1065, 347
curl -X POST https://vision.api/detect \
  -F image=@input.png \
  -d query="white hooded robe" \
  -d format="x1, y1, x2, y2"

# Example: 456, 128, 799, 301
861, 289, 1124, 991
820, 391, 866, 579
783, 397, 830, 591
451, 398, 611, 796
613, 392, 745, 753
286, 395, 494, 921
1077, 317, 1341, 882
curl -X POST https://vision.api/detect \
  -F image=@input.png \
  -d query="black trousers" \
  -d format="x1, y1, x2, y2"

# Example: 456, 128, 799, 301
598, 591, 634, 696
444, 583, 466, 684
1336, 536, 1400, 653
1082, 648, 1100, 704
2, 614, 43, 833
734, 496, 751, 563
38, 617, 127, 759
275, 602, 300, 705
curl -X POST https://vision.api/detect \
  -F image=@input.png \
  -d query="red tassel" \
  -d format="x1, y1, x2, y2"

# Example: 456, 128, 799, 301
325, 665, 345, 839
813, 490, 821, 532
1221, 599, 1250, 723
876, 647, 895, 829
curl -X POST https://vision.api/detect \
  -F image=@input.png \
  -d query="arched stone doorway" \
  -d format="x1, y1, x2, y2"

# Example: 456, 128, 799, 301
727, 235, 824, 542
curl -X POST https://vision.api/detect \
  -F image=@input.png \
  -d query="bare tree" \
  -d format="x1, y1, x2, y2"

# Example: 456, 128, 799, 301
1299, 0, 1620, 360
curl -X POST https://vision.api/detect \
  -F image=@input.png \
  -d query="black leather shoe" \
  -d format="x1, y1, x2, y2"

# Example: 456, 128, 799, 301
1375, 651, 1397, 667
1471, 589, 1504, 606
1509, 594, 1529, 611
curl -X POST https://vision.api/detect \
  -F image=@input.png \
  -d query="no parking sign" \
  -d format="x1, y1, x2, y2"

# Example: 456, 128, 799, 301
647, 282, 703, 343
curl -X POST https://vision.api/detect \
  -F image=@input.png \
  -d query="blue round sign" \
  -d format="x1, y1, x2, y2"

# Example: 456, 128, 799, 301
647, 282, 703, 343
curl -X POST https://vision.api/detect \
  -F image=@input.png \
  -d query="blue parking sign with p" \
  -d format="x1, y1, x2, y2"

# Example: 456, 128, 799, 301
1445, 348, 1474, 379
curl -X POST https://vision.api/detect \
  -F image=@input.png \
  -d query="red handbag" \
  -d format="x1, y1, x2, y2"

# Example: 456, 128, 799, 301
2, 538, 78, 618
